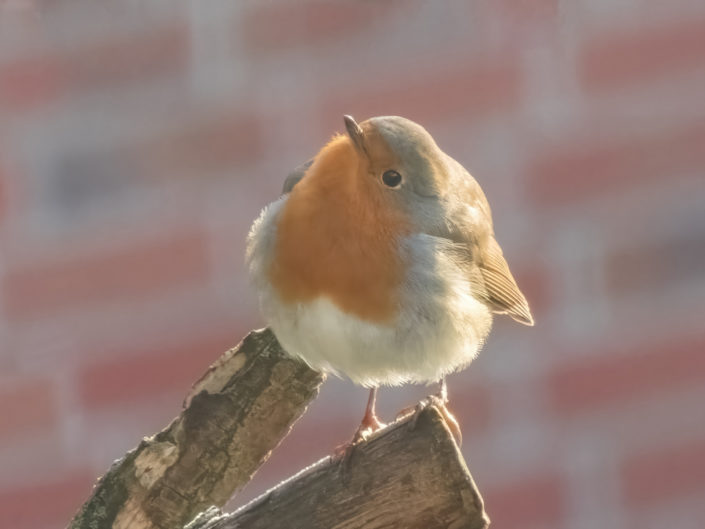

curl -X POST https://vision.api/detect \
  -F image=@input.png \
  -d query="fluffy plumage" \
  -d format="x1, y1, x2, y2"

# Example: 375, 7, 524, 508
246, 115, 532, 387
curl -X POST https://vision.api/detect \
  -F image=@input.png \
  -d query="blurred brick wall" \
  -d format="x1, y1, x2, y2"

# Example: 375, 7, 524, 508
1, 2, 704, 528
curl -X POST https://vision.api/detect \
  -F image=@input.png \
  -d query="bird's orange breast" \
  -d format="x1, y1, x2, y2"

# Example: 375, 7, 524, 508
269, 135, 410, 324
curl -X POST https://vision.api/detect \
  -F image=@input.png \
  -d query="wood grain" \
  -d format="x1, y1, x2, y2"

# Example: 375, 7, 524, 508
69, 328, 325, 529
188, 406, 490, 529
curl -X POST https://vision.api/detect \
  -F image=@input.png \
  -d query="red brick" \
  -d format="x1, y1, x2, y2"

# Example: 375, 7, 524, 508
62, 23, 189, 92
0, 159, 5, 222
3, 228, 210, 322
492, 0, 558, 21
547, 331, 705, 416
605, 229, 705, 297
0, 376, 57, 440
0, 469, 94, 529
134, 111, 265, 177
321, 56, 522, 129
0, 53, 66, 113
453, 384, 492, 440
483, 472, 566, 527
622, 436, 705, 506
242, 2, 399, 53
77, 331, 237, 410
528, 122, 705, 205
580, 17, 705, 92
0, 23, 187, 114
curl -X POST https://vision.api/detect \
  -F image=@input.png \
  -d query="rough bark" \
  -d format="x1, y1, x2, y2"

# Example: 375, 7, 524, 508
186, 406, 490, 529
69, 328, 325, 529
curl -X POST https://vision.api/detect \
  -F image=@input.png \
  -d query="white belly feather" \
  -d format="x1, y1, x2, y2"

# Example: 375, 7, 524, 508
246, 198, 493, 387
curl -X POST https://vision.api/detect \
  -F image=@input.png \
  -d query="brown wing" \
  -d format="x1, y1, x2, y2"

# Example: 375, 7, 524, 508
445, 168, 534, 326
475, 236, 534, 326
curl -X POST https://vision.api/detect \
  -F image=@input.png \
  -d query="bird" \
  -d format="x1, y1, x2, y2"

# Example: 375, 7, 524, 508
246, 115, 533, 444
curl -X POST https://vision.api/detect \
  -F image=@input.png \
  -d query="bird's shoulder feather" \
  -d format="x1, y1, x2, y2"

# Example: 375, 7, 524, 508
435, 179, 533, 326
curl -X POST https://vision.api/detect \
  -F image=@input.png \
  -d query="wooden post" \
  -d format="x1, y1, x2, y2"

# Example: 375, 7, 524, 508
186, 406, 490, 529
69, 328, 325, 529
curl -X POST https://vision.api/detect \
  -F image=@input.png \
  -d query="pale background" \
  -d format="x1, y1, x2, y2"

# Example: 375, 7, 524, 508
1, 1, 704, 528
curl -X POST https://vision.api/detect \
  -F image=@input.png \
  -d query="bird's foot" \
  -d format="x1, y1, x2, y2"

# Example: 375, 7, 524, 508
434, 399, 462, 446
396, 392, 463, 446
333, 409, 386, 458
332, 440, 357, 483
333, 413, 387, 479
352, 409, 386, 444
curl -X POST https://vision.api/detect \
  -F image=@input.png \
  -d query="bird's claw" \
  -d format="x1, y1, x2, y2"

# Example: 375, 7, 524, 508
333, 411, 387, 478
352, 415, 386, 444
333, 441, 356, 483
396, 393, 463, 446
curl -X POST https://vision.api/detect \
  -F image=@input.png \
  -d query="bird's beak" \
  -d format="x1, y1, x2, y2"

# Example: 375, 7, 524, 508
343, 115, 366, 154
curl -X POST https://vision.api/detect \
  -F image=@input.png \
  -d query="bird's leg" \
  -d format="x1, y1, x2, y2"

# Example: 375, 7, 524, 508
433, 378, 462, 445
396, 378, 463, 445
438, 377, 448, 402
333, 387, 386, 464
352, 387, 386, 443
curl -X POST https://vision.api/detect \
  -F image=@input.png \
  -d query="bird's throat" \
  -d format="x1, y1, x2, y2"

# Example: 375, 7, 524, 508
269, 136, 410, 324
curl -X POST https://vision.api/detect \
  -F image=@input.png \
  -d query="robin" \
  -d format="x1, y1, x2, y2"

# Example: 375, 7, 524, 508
246, 115, 533, 444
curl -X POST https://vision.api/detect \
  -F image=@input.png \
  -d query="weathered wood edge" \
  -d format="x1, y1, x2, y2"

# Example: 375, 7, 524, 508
186, 406, 490, 529
68, 328, 325, 529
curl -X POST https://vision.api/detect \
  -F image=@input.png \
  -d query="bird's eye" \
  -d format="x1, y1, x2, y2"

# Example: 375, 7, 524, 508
381, 170, 402, 188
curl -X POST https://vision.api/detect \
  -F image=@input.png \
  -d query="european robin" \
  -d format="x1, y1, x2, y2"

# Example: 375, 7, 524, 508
246, 115, 533, 443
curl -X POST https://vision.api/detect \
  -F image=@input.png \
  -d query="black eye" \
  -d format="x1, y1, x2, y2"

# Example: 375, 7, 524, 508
382, 170, 402, 188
